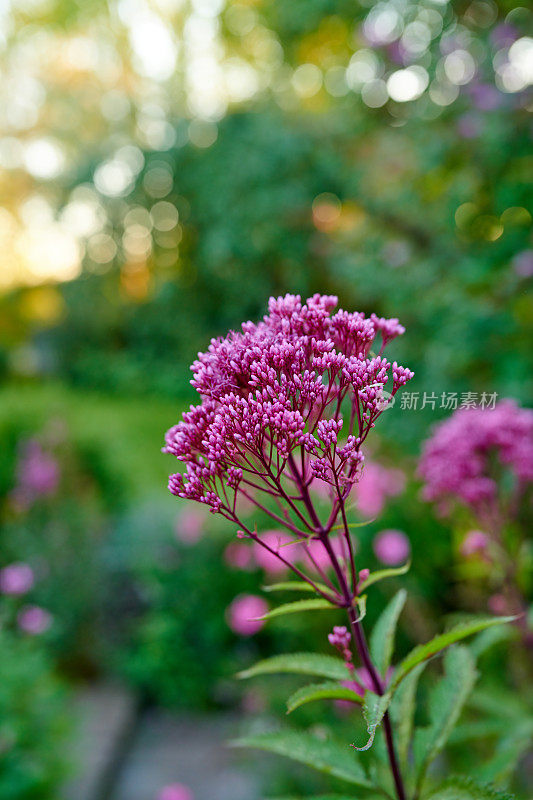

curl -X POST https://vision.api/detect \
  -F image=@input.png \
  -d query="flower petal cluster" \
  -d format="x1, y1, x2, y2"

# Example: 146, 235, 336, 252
419, 399, 533, 515
164, 294, 413, 519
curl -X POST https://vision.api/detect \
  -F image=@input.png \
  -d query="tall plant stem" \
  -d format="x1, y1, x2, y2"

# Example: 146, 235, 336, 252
348, 606, 407, 800
279, 454, 406, 799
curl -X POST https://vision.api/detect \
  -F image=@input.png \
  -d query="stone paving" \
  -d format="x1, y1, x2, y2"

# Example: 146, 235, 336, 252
111, 711, 260, 800
62, 684, 138, 800
62, 685, 262, 800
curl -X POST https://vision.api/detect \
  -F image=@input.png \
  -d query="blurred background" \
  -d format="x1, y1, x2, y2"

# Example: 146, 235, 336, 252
0, 0, 532, 798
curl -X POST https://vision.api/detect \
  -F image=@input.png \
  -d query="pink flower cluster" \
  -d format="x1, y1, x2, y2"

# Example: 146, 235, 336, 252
373, 529, 410, 566
0, 563, 34, 595
419, 400, 533, 518
328, 625, 353, 664
227, 594, 268, 636
164, 294, 412, 520
0, 562, 52, 635
157, 785, 194, 800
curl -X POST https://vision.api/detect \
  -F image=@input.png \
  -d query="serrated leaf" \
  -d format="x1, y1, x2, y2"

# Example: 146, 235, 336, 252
231, 730, 374, 788
256, 598, 335, 620
474, 718, 533, 784
426, 776, 514, 800
390, 616, 515, 691
390, 662, 426, 774
358, 562, 410, 592
237, 652, 352, 681
286, 681, 363, 713
352, 691, 392, 752
262, 581, 332, 595
413, 646, 477, 793
370, 589, 407, 677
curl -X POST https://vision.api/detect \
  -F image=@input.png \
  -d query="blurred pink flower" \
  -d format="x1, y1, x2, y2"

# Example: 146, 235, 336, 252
419, 400, 533, 517
227, 594, 267, 636
12, 439, 59, 506
253, 530, 292, 575
310, 477, 332, 500
18, 605, 52, 635
157, 785, 194, 800
224, 542, 253, 570
488, 594, 508, 616
373, 529, 410, 566
175, 507, 206, 544
461, 530, 490, 558
0, 563, 34, 595
513, 250, 533, 278
353, 463, 406, 517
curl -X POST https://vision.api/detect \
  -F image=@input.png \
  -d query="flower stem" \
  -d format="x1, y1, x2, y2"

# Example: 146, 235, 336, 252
348, 606, 406, 800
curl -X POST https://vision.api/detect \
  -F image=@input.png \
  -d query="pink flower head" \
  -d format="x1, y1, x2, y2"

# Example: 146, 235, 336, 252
164, 294, 413, 599
227, 594, 268, 636
224, 542, 253, 570
419, 400, 533, 518
0, 563, 34, 595
164, 293, 412, 510
253, 530, 292, 575
17, 605, 52, 635
461, 530, 490, 558
157, 785, 194, 800
175, 507, 206, 544
373, 529, 410, 566
328, 625, 353, 664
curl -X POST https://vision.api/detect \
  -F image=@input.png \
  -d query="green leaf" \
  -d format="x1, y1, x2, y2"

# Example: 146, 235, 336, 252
474, 718, 533, 784
256, 598, 335, 621
390, 662, 426, 773
268, 796, 384, 800
331, 518, 376, 530
286, 681, 363, 714
355, 594, 367, 622
413, 646, 477, 793
469, 624, 515, 658
231, 730, 374, 788
358, 562, 411, 592
370, 589, 407, 677
353, 691, 392, 751
450, 720, 510, 744
390, 616, 515, 691
467, 687, 525, 720
237, 652, 352, 681
426, 776, 514, 800
268, 796, 385, 800
262, 581, 331, 595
